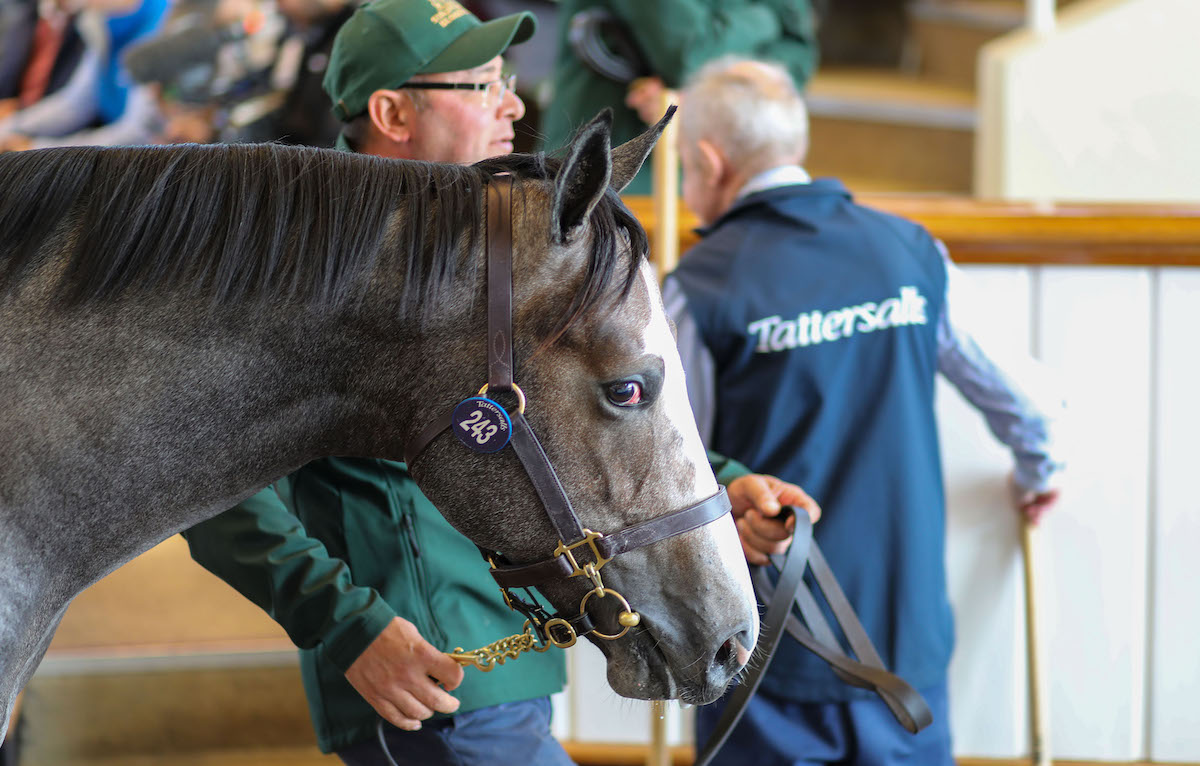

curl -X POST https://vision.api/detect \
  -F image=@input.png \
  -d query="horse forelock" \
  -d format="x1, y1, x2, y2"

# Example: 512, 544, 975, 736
475, 152, 648, 346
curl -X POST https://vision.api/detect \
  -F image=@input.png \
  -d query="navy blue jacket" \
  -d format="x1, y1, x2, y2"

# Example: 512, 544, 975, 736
671, 179, 952, 701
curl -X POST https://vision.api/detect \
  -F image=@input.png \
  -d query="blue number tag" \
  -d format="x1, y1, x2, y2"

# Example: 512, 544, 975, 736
452, 397, 512, 453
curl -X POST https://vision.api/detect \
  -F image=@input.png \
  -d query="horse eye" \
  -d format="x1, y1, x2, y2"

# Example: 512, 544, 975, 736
606, 380, 643, 407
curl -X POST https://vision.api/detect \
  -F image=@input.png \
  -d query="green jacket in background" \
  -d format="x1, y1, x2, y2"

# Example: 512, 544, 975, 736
183, 453, 749, 753
541, 0, 818, 194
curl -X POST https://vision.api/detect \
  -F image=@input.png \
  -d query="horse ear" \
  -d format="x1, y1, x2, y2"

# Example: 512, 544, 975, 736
610, 105, 676, 193
552, 109, 614, 243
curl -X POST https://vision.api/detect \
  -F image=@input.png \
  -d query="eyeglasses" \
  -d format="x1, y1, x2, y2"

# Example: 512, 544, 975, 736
400, 74, 518, 108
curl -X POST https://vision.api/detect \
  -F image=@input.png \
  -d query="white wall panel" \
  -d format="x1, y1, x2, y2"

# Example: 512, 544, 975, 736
566, 640, 685, 744
567, 640, 643, 743
1149, 269, 1200, 761
561, 265, 1200, 762
940, 266, 1034, 758
1034, 267, 1151, 760
551, 689, 569, 740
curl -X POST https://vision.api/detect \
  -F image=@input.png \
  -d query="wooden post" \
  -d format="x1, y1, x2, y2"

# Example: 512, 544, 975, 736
1021, 517, 1051, 766
1026, 0, 1055, 34
3, 691, 23, 755
648, 88, 680, 766
649, 701, 669, 766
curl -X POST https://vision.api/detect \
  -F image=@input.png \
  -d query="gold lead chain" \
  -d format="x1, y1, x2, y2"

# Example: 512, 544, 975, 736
446, 624, 552, 672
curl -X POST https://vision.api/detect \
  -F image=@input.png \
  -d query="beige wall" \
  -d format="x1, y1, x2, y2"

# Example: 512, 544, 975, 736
976, 0, 1200, 202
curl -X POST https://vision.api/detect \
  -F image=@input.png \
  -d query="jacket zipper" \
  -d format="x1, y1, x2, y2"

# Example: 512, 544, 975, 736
398, 512, 421, 559
395, 504, 448, 647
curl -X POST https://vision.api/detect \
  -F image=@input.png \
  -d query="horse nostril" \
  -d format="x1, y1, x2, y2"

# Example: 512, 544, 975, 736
716, 627, 754, 671
713, 637, 735, 668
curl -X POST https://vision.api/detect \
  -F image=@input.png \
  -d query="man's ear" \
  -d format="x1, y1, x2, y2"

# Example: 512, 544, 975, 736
695, 138, 726, 188
367, 89, 414, 145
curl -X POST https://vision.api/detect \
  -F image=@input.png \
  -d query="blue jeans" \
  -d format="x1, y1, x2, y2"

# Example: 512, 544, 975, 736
337, 697, 575, 766
695, 683, 954, 766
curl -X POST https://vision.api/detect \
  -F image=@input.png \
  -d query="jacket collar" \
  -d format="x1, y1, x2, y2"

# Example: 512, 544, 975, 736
697, 175, 854, 237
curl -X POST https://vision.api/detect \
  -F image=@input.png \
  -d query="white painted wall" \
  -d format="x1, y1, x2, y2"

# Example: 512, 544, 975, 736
1148, 269, 1200, 761
561, 264, 1200, 763
976, 0, 1200, 202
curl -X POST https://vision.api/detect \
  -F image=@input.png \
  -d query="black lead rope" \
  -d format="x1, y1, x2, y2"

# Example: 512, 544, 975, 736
692, 507, 933, 766
692, 507, 815, 766
377, 719, 399, 766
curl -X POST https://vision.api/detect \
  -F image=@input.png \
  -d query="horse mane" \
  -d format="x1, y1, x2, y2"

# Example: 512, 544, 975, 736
0, 143, 646, 335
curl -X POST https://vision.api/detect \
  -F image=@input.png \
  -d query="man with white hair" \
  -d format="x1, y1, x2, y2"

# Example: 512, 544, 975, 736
665, 57, 1065, 766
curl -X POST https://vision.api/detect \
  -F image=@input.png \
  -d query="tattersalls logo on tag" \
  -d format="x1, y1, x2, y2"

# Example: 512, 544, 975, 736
452, 396, 512, 453
428, 0, 467, 27
747, 286, 928, 353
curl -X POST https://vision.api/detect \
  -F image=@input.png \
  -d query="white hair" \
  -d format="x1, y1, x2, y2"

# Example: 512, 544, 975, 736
679, 56, 809, 174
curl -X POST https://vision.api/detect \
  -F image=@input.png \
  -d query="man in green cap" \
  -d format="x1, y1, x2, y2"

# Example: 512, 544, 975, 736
182, 2, 576, 764
322, 0, 532, 161
184, 2, 820, 763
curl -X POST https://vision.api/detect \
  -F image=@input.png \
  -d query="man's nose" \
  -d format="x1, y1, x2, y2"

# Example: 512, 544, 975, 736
500, 87, 525, 122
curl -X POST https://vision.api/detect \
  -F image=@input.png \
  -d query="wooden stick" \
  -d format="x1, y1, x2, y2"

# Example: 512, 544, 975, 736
1021, 516, 1051, 766
647, 88, 680, 766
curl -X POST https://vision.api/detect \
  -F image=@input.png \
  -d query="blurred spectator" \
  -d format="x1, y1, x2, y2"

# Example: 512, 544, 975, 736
0, 0, 168, 151
0, 0, 85, 113
265, 0, 354, 146
540, 0, 818, 194
0, 0, 37, 99
127, 0, 353, 146
124, 0, 254, 143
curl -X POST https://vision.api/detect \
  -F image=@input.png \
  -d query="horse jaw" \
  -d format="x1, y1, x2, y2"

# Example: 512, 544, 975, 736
597, 265, 758, 704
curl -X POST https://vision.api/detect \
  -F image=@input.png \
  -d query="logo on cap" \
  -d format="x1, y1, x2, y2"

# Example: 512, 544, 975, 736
429, 0, 467, 27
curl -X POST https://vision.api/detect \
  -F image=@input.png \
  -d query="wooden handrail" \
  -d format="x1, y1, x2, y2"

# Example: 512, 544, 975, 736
623, 195, 1200, 267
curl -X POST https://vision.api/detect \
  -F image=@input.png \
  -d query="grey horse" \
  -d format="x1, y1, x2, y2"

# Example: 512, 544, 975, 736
0, 112, 758, 741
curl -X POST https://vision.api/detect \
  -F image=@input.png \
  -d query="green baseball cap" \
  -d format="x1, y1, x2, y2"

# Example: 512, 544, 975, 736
324, 0, 536, 121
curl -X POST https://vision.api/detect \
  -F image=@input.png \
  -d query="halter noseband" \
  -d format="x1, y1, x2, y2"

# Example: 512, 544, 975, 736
403, 177, 732, 653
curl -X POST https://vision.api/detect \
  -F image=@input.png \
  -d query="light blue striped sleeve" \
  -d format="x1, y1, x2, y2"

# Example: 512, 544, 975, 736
662, 276, 717, 449
935, 243, 1067, 492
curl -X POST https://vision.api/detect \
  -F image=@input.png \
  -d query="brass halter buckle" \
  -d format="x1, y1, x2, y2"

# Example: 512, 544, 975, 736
542, 618, 579, 648
554, 529, 611, 594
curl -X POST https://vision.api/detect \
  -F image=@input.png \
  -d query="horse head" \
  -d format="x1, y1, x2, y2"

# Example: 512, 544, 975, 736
403, 111, 759, 703
0, 117, 756, 735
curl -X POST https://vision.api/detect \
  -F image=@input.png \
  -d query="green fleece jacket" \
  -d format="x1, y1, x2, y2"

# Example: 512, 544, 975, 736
541, 0, 818, 194
183, 453, 749, 752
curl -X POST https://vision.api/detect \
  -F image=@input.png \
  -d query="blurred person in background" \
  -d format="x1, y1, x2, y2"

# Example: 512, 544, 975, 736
0, 0, 87, 116
126, 0, 355, 147
0, 0, 166, 151
0, 0, 38, 100
666, 56, 1065, 766
541, 0, 817, 194
265, 0, 354, 146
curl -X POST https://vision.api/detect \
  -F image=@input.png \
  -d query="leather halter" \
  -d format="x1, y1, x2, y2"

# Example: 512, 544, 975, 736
404, 176, 732, 648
